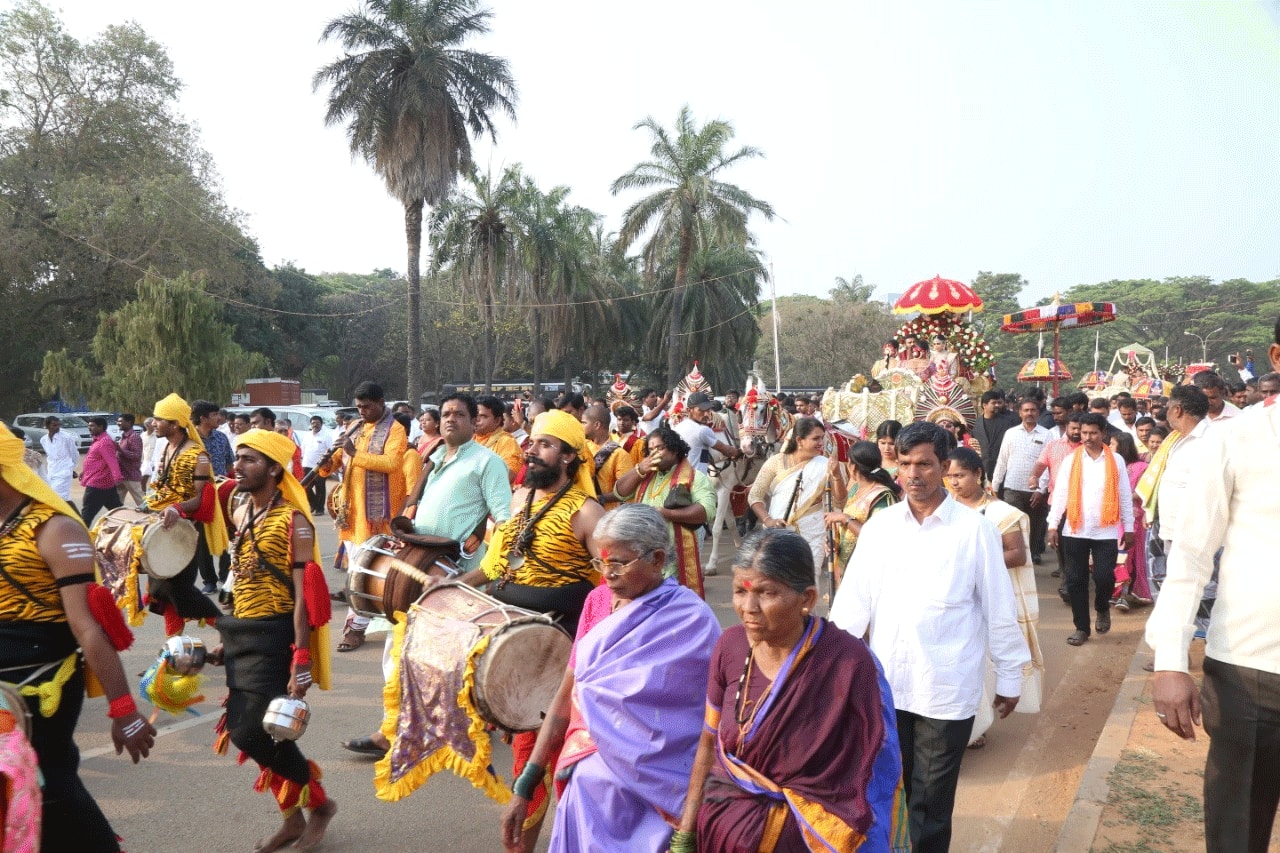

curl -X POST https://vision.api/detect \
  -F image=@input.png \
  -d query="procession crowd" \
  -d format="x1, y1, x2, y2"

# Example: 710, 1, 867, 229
1, 317, 1278, 853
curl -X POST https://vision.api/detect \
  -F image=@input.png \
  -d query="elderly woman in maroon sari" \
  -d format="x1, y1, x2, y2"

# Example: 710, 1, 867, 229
673, 529, 910, 853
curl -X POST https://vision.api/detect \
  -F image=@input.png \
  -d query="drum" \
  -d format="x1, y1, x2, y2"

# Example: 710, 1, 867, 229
411, 583, 571, 732
345, 534, 460, 622
94, 507, 198, 580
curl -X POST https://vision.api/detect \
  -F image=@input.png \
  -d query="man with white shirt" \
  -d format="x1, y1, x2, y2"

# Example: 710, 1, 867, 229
1147, 318, 1280, 852
992, 399, 1050, 563
299, 415, 334, 514
1192, 371, 1240, 422
671, 392, 741, 474
831, 421, 1029, 853
40, 416, 79, 506
1047, 413, 1135, 646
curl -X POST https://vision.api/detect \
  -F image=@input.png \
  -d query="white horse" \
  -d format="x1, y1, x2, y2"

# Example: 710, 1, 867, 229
706, 374, 791, 575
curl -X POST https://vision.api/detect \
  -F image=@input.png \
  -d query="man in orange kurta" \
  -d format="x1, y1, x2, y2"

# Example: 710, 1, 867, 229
475, 395, 523, 483
317, 381, 407, 651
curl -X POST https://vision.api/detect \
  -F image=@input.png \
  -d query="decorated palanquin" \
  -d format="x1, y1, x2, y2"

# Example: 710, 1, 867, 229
822, 313, 994, 437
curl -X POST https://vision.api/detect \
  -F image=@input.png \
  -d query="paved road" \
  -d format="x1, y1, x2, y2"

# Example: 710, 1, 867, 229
75, 507, 1134, 852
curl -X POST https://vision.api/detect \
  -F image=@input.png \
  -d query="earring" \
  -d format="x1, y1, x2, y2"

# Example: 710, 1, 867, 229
802, 608, 810, 615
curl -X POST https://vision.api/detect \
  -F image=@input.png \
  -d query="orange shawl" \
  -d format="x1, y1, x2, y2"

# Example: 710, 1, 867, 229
1067, 445, 1120, 534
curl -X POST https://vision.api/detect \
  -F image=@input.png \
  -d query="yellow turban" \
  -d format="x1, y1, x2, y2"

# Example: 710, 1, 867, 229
530, 410, 596, 497
153, 393, 204, 450
0, 422, 83, 524
235, 429, 319, 563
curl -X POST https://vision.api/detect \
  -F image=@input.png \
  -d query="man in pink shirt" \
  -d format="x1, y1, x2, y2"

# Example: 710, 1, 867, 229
81, 415, 123, 525
1029, 412, 1083, 595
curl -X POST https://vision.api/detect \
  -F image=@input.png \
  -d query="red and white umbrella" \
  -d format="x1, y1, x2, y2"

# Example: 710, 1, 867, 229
893, 275, 984, 316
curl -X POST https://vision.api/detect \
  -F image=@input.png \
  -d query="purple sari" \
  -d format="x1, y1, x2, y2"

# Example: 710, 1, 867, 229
548, 578, 721, 853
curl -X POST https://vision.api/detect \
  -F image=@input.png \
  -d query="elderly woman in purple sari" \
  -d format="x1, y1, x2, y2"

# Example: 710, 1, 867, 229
500, 503, 721, 852
672, 529, 910, 853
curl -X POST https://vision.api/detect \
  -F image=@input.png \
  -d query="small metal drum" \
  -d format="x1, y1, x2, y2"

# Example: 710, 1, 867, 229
263, 696, 310, 742
161, 635, 207, 676
0, 682, 31, 739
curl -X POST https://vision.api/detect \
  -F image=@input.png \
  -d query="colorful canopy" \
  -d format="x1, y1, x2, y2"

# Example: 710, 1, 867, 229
1078, 370, 1111, 390
1018, 358, 1073, 382
1131, 377, 1174, 399
1001, 300, 1117, 333
893, 276, 984, 316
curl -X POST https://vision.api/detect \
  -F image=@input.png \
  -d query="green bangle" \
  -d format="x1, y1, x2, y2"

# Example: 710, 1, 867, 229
512, 762, 544, 800
669, 829, 697, 853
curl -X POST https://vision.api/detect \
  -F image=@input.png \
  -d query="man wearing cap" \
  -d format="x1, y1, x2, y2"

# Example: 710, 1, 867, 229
210, 429, 336, 853
144, 393, 228, 629
441, 408, 604, 851
0, 422, 157, 852
673, 392, 742, 475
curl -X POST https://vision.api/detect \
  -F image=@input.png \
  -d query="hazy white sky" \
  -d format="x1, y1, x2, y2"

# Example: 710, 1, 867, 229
48, 0, 1280, 305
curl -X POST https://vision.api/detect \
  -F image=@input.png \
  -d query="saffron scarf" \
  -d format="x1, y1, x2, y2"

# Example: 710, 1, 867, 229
342, 410, 396, 534
1067, 445, 1120, 534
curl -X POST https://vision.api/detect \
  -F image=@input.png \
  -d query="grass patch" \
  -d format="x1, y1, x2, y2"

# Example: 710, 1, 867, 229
1105, 749, 1201, 830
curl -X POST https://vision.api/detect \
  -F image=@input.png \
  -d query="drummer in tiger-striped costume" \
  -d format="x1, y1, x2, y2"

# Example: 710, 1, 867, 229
143, 393, 228, 631
0, 422, 156, 852
210, 429, 336, 853
448, 409, 604, 852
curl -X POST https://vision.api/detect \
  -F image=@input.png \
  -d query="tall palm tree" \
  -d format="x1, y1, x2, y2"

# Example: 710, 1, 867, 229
428, 165, 522, 390
611, 105, 774, 386
314, 0, 516, 402
509, 175, 571, 391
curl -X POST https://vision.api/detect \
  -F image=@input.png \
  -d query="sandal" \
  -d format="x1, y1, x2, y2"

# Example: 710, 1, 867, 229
337, 627, 365, 652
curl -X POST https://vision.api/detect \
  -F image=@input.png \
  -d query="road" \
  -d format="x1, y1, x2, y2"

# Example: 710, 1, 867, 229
75, 507, 1138, 852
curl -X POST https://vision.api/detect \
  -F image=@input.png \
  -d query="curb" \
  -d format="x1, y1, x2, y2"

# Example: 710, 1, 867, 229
1054, 640, 1152, 852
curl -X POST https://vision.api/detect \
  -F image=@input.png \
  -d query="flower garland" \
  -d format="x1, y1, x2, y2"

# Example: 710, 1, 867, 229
894, 314, 995, 374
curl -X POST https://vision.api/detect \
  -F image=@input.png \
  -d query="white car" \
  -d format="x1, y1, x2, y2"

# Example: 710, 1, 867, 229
10, 413, 93, 452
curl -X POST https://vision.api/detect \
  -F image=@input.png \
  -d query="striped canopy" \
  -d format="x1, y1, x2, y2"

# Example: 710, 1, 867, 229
1018, 358, 1073, 382
1002, 301, 1117, 333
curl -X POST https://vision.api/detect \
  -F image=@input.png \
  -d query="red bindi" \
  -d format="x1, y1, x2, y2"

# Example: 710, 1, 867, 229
742, 579, 752, 590
600, 547, 610, 560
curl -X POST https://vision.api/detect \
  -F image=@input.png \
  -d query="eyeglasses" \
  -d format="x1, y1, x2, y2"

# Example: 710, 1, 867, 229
589, 553, 652, 574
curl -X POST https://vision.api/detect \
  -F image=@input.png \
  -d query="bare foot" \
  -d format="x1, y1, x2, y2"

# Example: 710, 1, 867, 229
252, 811, 305, 853
294, 799, 337, 852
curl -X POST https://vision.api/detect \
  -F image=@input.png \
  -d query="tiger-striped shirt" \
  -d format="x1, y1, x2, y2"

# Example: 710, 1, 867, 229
0, 502, 64, 622
230, 502, 295, 620
146, 442, 203, 512
480, 488, 596, 587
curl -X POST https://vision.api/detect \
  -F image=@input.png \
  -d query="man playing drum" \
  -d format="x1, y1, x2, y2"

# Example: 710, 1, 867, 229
0, 422, 156, 852
146, 393, 228, 631
316, 381, 408, 652
341, 393, 513, 758
210, 429, 337, 853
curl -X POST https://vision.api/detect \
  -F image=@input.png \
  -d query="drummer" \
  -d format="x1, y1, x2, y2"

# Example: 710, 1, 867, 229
0, 422, 157, 852
443, 409, 604, 851
211, 429, 337, 853
340, 393, 513, 759
145, 393, 228, 631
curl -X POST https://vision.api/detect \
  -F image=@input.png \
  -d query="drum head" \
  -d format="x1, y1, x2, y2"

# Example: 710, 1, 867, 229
350, 535, 394, 572
473, 621, 571, 732
345, 563, 389, 619
139, 516, 198, 579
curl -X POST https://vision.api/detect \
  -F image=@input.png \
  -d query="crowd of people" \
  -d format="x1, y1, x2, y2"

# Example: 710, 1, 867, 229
3, 316, 1279, 852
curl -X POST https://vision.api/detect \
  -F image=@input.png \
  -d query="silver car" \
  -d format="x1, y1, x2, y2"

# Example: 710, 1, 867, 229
10, 413, 93, 452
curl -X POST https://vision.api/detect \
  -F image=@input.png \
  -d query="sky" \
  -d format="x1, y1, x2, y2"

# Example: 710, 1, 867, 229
45, 0, 1280, 306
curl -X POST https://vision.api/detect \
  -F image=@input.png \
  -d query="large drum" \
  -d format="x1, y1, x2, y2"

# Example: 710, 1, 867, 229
345, 534, 460, 622
94, 507, 197, 580
411, 583, 571, 732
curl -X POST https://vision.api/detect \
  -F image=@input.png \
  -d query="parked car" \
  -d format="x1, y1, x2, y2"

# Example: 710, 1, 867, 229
224, 406, 341, 436
10, 413, 93, 452
78, 411, 143, 441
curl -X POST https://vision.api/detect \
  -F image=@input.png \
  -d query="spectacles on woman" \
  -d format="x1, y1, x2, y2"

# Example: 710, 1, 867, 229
589, 553, 653, 574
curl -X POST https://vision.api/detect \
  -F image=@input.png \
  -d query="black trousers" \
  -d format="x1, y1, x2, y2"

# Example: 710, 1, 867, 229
1002, 488, 1047, 556
227, 689, 312, 787
304, 467, 326, 514
80, 485, 122, 527
1061, 536, 1118, 634
149, 532, 221, 622
896, 710, 974, 853
1202, 657, 1280, 852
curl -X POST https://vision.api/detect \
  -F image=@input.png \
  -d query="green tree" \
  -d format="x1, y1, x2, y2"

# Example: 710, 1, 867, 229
40, 271, 265, 413
755, 294, 898, 389
970, 271, 1029, 385
314, 0, 516, 404
831, 274, 875, 303
612, 105, 775, 385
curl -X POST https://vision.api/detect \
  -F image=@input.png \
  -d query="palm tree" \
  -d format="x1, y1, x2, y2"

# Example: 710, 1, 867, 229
611, 105, 774, 386
428, 165, 522, 390
314, 0, 516, 402
509, 175, 571, 391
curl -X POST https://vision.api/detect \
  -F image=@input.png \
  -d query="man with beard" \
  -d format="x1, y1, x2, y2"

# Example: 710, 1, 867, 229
1030, 412, 1085, 589
211, 429, 337, 852
340, 393, 512, 759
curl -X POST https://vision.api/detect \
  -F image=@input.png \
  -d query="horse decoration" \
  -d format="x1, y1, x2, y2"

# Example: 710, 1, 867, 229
605, 373, 639, 413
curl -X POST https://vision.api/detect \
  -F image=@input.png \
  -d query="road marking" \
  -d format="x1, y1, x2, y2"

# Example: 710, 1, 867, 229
81, 710, 219, 760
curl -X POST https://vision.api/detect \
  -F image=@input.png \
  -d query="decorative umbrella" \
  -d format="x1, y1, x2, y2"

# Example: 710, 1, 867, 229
1018, 358, 1073, 383
893, 275, 984, 315
1078, 370, 1111, 390
1002, 295, 1118, 395
1131, 377, 1174, 399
